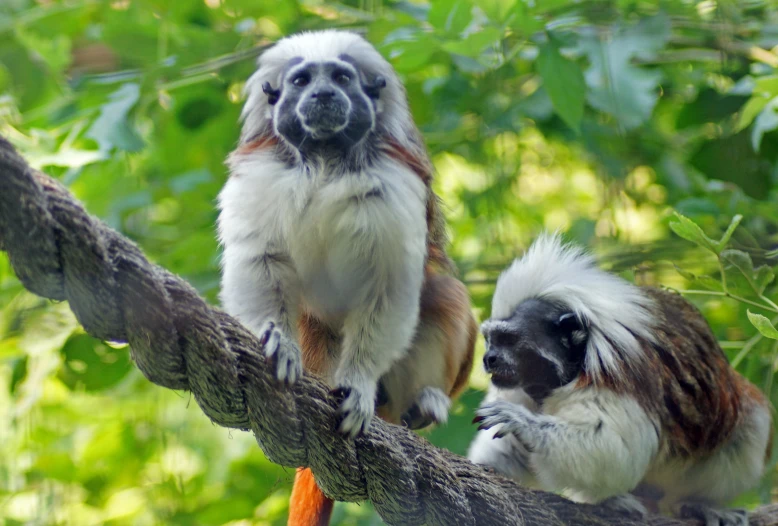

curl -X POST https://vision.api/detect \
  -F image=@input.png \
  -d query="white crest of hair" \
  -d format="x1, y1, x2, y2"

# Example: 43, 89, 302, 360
240, 30, 424, 154
490, 233, 657, 381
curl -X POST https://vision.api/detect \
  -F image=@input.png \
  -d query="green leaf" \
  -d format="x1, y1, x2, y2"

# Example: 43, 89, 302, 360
86, 83, 144, 153
668, 212, 719, 253
755, 266, 776, 294
735, 95, 770, 132
716, 214, 742, 251
537, 37, 585, 133
754, 74, 778, 95
477, 0, 516, 23
721, 249, 754, 275
721, 249, 776, 295
16, 29, 72, 75
387, 36, 440, 72
673, 265, 724, 291
58, 334, 133, 391
428, 0, 474, 35
751, 96, 778, 152
747, 311, 778, 340
578, 14, 670, 129
441, 27, 503, 57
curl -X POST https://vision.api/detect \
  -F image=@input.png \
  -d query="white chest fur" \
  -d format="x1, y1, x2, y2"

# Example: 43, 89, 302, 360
218, 151, 429, 327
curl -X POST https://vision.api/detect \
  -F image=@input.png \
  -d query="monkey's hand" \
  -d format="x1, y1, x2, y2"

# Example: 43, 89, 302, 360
332, 377, 376, 439
473, 400, 548, 450
259, 321, 302, 385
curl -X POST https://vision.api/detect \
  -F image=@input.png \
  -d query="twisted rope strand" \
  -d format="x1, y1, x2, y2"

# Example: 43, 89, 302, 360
2, 137, 775, 526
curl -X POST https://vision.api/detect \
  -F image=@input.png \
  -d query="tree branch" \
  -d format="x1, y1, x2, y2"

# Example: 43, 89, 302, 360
0, 137, 775, 526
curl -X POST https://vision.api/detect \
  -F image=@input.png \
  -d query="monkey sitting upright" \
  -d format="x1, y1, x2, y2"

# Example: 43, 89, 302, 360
468, 234, 772, 526
218, 30, 476, 526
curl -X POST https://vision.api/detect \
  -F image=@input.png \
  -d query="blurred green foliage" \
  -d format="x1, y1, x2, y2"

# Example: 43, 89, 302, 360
2, 0, 778, 524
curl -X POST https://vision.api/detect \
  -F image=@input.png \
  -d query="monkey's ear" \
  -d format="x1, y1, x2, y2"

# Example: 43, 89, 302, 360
262, 82, 281, 105
557, 313, 588, 348
556, 312, 585, 334
363, 75, 387, 100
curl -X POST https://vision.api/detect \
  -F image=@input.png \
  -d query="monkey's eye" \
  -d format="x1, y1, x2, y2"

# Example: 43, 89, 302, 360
292, 74, 310, 87
334, 72, 351, 86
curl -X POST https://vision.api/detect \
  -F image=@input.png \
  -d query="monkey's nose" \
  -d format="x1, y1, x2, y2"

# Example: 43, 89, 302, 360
313, 89, 336, 100
483, 350, 503, 372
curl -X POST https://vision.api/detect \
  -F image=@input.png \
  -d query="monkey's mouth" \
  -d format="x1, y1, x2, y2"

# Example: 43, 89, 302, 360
299, 102, 349, 138
489, 371, 521, 389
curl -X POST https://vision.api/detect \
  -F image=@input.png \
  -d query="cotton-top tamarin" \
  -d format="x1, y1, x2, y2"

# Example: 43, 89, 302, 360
218, 30, 477, 526
469, 234, 772, 526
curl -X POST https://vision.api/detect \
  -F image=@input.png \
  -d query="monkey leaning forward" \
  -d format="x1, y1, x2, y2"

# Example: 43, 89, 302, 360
218, 30, 476, 526
469, 234, 772, 526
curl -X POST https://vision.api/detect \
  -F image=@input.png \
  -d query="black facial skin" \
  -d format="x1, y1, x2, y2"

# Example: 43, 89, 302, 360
482, 298, 588, 403
270, 59, 383, 157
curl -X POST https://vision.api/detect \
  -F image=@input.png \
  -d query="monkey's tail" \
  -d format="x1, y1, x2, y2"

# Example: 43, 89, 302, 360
288, 467, 334, 526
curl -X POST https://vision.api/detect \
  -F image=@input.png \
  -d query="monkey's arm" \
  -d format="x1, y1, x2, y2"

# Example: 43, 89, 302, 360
475, 389, 659, 504
468, 425, 537, 486
334, 268, 424, 437
220, 244, 302, 384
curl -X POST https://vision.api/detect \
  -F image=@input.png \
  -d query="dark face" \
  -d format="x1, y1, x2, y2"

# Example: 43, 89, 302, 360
273, 59, 377, 156
481, 298, 588, 402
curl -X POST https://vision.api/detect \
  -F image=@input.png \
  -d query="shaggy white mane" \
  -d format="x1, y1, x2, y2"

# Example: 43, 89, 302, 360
240, 30, 421, 152
491, 233, 658, 381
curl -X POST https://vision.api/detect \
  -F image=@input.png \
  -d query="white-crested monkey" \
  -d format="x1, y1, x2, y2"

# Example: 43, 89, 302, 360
468, 234, 773, 526
217, 30, 476, 526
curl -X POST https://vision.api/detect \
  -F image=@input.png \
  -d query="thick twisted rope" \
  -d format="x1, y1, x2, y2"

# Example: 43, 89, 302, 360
1, 137, 776, 526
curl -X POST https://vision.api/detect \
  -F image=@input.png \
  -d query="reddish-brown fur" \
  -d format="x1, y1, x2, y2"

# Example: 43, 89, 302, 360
576, 287, 773, 461
233, 134, 279, 157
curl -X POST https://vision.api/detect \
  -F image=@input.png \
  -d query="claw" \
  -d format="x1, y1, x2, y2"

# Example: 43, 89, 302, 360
330, 386, 351, 403
259, 321, 274, 348
256, 321, 301, 386
334, 383, 375, 439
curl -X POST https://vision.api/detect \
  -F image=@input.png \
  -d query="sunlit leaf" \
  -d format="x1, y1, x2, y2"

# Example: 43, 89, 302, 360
747, 311, 778, 340
668, 212, 719, 253
751, 96, 778, 152
736, 95, 770, 132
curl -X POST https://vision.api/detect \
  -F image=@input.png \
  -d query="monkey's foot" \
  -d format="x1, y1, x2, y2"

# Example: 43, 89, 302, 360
258, 321, 302, 385
332, 381, 375, 439
598, 494, 648, 518
401, 387, 451, 430
674, 502, 748, 526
